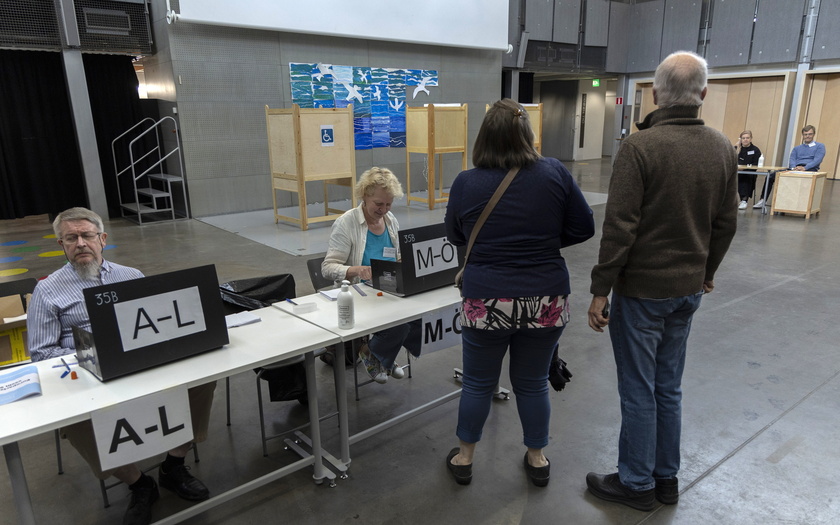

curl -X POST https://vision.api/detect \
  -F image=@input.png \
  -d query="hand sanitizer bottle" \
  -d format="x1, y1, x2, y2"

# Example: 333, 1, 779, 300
758, 154, 765, 167
337, 280, 354, 329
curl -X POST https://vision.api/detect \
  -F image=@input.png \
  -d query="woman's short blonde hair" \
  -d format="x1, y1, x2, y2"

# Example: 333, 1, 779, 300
355, 167, 404, 201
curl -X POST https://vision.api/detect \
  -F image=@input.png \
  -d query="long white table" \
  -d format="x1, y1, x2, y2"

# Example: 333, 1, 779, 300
2, 307, 341, 525
273, 285, 463, 468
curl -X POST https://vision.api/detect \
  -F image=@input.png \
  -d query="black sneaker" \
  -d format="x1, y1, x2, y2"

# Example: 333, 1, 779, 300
655, 476, 679, 504
586, 472, 656, 511
123, 478, 159, 525
159, 464, 210, 501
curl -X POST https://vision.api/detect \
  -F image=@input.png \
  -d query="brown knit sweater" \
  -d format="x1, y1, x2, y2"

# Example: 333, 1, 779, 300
590, 105, 738, 299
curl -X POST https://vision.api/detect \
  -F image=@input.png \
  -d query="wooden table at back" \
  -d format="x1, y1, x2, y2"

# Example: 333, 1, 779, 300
738, 165, 788, 214
771, 171, 827, 219
2, 306, 341, 525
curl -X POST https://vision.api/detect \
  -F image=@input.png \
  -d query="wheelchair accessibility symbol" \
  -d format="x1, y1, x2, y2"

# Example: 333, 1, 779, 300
321, 125, 334, 147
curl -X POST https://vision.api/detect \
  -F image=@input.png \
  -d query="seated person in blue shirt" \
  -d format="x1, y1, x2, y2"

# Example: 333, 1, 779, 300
322, 167, 421, 384
735, 130, 762, 210
754, 124, 825, 209
27, 207, 216, 525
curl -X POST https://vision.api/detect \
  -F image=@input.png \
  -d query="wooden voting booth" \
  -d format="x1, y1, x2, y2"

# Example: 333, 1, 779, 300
405, 103, 468, 210
266, 105, 357, 230
485, 103, 543, 153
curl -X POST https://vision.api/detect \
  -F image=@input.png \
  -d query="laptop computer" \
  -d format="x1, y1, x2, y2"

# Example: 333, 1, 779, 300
370, 223, 464, 297
73, 264, 229, 381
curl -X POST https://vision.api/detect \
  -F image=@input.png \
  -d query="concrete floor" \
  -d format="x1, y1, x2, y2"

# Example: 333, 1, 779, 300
2, 158, 839, 524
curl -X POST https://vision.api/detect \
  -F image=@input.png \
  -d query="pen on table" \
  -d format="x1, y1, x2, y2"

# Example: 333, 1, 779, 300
286, 298, 299, 306
52, 361, 78, 368
352, 284, 367, 296
60, 357, 72, 378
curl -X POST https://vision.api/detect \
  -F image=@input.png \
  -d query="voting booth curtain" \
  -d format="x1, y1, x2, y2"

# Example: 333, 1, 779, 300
0, 50, 154, 220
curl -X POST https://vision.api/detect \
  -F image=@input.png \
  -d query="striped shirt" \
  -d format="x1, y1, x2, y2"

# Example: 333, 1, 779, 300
27, 260, 144, 362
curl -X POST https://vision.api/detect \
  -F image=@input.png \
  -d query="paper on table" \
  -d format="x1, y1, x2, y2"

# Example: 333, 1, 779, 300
225, 311, 262, 328
2, 313, 27, 324
319, 288, 341, 301
0, 365, 41, 406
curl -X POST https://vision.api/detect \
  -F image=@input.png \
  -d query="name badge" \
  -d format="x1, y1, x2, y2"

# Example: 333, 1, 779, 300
383, 247, 397, 259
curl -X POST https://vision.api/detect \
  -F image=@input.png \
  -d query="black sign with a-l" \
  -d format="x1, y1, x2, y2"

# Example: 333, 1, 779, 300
77, 265, 228, 381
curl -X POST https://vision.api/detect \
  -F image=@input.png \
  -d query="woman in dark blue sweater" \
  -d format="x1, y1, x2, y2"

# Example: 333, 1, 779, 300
443, 99, 594, 487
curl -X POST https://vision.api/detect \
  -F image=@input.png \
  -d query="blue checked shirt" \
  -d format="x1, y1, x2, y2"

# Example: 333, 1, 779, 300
27, 260, 144, 362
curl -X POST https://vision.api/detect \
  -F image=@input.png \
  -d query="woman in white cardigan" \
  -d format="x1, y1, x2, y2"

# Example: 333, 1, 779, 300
322, 167, 421, 384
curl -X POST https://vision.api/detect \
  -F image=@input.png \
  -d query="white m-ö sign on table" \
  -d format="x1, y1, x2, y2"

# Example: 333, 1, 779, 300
91, 387, 193, 470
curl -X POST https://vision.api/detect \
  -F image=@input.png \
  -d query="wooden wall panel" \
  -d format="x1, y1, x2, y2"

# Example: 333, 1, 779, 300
722, 80, 750, 141
699, 81, 729, 131
746, 78, 778, 163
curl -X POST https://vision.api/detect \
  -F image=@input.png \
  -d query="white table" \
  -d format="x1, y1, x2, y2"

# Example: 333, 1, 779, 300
2, 307, 341, 525
273, 285, 462, 467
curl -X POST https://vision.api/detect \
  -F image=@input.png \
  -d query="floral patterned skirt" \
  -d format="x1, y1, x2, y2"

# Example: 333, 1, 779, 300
460, 295, 570, 330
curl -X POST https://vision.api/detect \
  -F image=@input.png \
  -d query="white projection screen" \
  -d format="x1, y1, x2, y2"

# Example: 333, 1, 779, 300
173, 0, 509, 51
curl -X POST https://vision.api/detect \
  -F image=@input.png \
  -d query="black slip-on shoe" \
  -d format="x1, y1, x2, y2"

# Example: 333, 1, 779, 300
523, 453, 550, 487
123, 478, 159, 525
446, 448, 472, 485
586, 472, 656, 511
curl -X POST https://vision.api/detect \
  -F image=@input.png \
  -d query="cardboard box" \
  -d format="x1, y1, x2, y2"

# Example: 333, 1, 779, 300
0, 294, 30, 366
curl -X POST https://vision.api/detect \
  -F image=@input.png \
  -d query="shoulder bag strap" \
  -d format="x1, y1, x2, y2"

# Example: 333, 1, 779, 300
462, 166, 520, 268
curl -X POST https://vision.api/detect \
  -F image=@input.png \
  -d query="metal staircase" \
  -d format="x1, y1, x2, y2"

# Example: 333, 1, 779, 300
112, 116, 190, 224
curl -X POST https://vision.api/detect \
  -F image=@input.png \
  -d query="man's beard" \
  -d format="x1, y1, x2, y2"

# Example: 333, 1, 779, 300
72, 259, 101, 280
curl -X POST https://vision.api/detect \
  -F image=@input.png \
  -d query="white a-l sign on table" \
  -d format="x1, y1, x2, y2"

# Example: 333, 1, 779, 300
91, 387, 193, 470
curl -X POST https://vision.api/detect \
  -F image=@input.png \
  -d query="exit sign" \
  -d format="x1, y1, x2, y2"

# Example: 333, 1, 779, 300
592, 79, 600, 87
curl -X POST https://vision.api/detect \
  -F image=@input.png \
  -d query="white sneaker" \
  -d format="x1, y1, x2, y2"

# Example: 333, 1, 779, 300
738, 200, 748, 210
389, 363, 405, 379
753, 199, 765, 209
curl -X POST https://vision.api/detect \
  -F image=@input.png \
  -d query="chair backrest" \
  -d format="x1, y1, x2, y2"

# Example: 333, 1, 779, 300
306, 257, 334, 291
0, 277, 37, 299
219, 274, 296, 314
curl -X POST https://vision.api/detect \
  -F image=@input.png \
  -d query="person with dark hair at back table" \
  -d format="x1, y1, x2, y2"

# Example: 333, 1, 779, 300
27, 207, 216, 525
586, 51, 737, 511
735, 130, 762, 210
444, 98, 594, 488
754, 125, 825, 209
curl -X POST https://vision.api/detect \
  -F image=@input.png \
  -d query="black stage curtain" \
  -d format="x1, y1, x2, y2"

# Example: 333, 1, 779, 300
0, 50, 86, 220
83, 53, 158, 219
0, 51, 157, 220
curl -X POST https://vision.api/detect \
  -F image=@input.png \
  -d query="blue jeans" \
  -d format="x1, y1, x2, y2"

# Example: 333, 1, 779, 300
608, 291, 703, 490
457, 326, 564, 449
368, 319, 421, 369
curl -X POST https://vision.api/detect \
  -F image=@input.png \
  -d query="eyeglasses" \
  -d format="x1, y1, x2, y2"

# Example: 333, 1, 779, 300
61, 232, 102, 244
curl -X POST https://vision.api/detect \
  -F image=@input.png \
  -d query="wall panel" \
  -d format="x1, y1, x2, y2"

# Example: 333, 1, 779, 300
626, 1, 665, 73
811, 0, 840, 60
751, 0, 805, 65
605, 1, 630, 72
584, 0, 609, 47
706, 0, 756, 67
525, 0, 555, 41
661, 0, 702, 59
552, 0, 580, 44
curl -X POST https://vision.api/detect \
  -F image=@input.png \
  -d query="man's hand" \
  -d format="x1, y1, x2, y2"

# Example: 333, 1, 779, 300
588, 295, 610, 333
702, 280, 714, 293
793, 165, 806, 171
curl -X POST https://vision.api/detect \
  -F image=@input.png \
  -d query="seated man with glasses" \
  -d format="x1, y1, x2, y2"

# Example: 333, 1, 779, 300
28, 207, 216, 525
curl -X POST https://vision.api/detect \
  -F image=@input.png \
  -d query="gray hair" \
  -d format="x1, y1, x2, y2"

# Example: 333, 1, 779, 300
653, 51, 707, 107
52, 207, 105, 237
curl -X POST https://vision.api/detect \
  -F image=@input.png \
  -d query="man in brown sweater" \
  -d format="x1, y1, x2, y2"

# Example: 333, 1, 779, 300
585, 51, 738, 511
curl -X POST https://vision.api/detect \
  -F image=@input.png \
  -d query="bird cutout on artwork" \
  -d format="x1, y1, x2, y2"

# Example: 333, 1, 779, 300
313, 63, 332, 82
412, 77, 433, 99
342, 83, 364, 104
389, 98, 404, 111
372, 85, 383, 101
